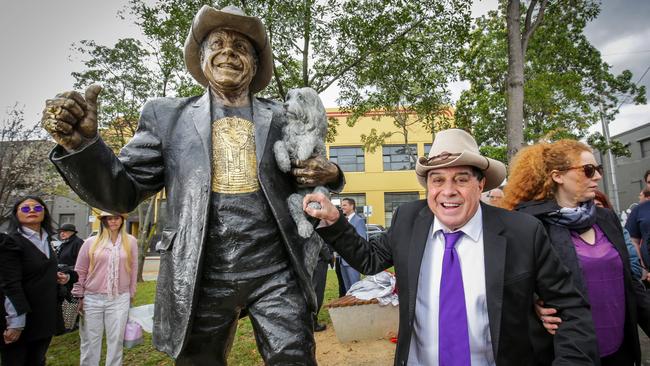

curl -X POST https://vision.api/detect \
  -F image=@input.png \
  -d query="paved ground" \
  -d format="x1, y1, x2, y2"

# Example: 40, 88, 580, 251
142, 256, 650, 363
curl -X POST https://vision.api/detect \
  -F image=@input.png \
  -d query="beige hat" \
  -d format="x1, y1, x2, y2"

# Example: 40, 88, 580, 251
97, 210, 128, 219
184, 5, 273, 94
415, 129, 506, 191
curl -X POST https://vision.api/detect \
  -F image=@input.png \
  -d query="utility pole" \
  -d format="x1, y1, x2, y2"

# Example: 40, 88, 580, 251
600, 103, 621, 213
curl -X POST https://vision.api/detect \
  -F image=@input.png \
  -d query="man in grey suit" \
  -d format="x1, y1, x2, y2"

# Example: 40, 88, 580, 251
303, 129, 598, 365
339, 198, 365, 292
41, 5, 341, 365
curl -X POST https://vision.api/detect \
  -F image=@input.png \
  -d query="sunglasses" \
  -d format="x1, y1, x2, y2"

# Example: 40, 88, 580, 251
19, 205, 44, 213
563, 164, 604, 178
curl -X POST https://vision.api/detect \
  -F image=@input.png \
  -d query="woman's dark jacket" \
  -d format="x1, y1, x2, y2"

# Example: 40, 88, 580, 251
0, 232, 77, 346
517, 201, 650, 365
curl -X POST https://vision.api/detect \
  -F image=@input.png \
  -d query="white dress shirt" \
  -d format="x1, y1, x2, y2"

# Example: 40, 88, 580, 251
407, 206, 495, 365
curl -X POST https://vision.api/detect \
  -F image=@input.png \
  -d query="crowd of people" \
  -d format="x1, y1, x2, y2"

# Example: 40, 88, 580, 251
0, 202, 137, 366
304, 130, 650, 365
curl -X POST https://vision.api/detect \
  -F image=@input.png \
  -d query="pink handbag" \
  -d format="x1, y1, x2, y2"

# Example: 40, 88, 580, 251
123, 320, 143, 348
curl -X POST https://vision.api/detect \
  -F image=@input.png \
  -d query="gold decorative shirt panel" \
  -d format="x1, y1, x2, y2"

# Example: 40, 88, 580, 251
211, 117, 260, 193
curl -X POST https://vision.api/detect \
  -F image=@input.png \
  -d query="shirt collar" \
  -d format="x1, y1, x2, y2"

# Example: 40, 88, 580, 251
432, 204, 482, 242
346, 212, 356, 221
21, 226, 48, 241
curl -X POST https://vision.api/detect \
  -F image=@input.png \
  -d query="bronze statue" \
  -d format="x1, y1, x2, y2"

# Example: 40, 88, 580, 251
42, 5, 342, 365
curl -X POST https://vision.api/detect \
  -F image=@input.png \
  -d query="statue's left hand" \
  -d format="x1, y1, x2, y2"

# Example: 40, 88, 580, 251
292, 156, 338, 187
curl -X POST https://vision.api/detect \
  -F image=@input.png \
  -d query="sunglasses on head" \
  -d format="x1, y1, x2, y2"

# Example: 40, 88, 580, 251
563, 164, 604, 178
19, 205, 44, 213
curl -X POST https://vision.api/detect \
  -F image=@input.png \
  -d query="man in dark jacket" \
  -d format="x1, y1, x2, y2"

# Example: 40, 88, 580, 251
41, 5, 341, 365
56, 224, 83, 269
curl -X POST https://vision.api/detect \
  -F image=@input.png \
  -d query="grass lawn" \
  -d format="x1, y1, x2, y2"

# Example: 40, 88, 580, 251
47, 269, 341, 365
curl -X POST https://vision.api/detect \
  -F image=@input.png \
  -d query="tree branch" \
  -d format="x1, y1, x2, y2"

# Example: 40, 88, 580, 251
317, 15, 427, 93
522, 0, 548, 54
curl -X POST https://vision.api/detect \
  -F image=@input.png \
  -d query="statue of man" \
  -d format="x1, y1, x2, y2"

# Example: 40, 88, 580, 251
41, 5, 342, 365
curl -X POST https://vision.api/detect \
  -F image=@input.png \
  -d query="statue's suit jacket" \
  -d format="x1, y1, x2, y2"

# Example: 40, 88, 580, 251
317, 200, 599, 366
49, 92, 329, 358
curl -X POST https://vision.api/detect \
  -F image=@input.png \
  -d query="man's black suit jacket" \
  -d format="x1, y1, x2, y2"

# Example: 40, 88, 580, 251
317, 200, 598, 366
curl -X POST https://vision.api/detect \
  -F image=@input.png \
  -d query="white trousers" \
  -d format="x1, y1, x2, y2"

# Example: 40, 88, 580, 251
80, 293, 130, 366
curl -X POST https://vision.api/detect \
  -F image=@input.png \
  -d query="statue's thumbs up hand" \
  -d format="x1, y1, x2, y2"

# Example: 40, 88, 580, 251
41, 84, 102, 151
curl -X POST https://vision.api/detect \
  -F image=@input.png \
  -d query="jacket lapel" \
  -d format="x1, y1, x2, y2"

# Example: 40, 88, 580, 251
481, 204, 507, 359
191, 92, 212, 162
407, 205, 434, 324
253, 98, 273, 166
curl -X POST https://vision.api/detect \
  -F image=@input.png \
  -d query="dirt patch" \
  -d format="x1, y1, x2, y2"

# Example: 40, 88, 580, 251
315, 326, 396, 366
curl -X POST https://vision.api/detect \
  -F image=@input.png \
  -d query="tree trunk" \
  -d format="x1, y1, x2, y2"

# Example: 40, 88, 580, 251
506, 0, 525, 163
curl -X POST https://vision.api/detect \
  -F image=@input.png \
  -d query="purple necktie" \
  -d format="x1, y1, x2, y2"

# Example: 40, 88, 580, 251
439, 231, 471, 366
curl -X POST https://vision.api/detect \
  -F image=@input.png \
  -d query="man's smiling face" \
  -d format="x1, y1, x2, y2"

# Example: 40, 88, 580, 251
426, 165, 485, 231
201, 29, 257, 94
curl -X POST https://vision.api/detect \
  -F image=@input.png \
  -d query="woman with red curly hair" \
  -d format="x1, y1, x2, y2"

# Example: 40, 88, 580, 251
502, 139, 650, 366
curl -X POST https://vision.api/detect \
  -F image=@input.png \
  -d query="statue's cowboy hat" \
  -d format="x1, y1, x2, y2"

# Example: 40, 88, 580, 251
184, 5, 273, 93
415, 129, 506, 191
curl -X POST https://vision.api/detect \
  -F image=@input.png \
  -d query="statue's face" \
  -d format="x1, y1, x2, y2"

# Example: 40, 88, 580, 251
201, 30, 257, 94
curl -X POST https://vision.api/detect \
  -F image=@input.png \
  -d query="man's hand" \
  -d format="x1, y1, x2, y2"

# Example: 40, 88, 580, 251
56, 271, 70, 285
3, 328, 22, 344
77, 299, 84, 316
292, 156, 338, 187
535, 299, 561, 335
303, 192, 340, 226
41, 85, 102, 151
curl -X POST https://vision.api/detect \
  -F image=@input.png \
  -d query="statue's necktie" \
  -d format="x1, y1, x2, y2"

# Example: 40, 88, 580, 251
439, 231, 471, 366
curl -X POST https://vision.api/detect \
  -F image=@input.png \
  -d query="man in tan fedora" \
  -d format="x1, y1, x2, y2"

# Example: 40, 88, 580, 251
41, 5, 342, 365
304, 129, 597, 366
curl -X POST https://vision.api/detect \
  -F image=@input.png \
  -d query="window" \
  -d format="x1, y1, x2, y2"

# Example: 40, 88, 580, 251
329, 146, 365, 172
383, 144, 417, 171
332, 193, 366, 216
384, 192, 420, 227
424, 143, 432, 156
641, 139, 650, 158
59, 214, 75, 226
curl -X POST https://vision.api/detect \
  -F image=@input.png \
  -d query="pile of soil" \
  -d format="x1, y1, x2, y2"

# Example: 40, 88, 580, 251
315, 326, 395, 365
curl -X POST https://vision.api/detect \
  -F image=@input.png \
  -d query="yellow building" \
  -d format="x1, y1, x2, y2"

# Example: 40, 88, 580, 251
326, 109, 450, 228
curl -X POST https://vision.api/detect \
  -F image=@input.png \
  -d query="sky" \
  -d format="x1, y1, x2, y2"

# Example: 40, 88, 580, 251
1, 0, 649, 137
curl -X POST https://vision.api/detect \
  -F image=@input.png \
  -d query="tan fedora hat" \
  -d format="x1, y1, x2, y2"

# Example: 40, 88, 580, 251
415, 129, 506, 191
184, 5, 273, 94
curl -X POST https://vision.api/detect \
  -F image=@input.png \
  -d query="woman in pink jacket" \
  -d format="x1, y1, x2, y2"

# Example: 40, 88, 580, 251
72, 211, 137, 366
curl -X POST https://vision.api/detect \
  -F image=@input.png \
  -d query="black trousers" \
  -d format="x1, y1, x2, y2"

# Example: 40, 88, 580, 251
335, 256, 346, 298
0, 336, 51, 366
177, 267, 316, 366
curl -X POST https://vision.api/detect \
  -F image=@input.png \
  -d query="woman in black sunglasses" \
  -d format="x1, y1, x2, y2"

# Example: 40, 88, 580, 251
0, 195, 76, 366
501, 139, 650, 366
